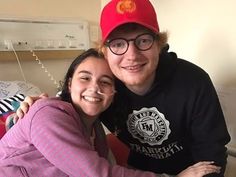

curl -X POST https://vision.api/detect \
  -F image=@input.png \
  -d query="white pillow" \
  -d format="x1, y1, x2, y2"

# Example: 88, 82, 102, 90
0, 81, 41, 99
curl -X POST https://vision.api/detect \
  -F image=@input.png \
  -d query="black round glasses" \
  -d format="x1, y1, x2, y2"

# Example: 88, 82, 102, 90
105, 33, 158, 55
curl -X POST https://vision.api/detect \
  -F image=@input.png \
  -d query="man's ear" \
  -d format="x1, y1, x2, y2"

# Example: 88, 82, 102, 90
101, 46, 108, 60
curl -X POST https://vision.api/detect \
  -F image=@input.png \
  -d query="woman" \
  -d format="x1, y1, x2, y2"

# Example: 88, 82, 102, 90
0, 48, 116, 176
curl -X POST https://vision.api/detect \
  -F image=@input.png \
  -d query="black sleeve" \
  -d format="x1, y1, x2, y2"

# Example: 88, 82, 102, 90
190, 73, 230, 177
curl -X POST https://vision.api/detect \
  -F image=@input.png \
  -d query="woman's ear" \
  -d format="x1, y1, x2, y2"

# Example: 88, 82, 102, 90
68, 78, 72, 93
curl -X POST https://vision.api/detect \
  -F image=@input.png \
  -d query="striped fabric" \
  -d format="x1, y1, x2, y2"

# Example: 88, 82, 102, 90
0, 94, 25, 115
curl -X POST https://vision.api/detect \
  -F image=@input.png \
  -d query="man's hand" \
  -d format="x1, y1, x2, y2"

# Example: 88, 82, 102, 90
13, 93, 48, 123
176, 161, 221, 177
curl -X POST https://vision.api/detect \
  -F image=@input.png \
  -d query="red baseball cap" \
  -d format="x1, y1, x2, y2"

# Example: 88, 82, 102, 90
100, 0, 159, 42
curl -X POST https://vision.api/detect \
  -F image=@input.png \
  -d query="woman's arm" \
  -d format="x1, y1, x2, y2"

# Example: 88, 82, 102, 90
30, 101, 157, 177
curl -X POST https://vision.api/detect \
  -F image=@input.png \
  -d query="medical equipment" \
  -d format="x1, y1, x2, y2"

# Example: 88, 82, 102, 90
0, 19, 90, 52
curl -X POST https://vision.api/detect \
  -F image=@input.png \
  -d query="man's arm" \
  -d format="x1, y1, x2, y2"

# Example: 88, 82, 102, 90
14, 93, 48, 123
190, 74, 230, 176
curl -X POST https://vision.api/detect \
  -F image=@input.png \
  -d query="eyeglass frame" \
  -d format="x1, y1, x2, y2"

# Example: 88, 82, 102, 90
104, 33, 159, 55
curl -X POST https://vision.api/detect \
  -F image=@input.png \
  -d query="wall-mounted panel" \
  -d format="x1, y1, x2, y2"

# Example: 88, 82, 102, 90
0, 19, 90, 51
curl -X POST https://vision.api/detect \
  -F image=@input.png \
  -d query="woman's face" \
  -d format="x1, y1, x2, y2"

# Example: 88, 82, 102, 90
105, 25, 161, 94
68, 57, 115, 118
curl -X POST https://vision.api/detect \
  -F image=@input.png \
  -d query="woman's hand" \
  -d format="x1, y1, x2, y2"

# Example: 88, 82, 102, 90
176, 161, 221, 177
13, 93, 48, 123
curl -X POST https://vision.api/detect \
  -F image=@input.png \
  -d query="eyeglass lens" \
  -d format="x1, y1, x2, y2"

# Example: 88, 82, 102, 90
107, 33, 155, 55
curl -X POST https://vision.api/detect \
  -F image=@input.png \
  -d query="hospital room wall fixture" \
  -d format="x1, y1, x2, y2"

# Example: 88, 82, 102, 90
0, 18, 96, 59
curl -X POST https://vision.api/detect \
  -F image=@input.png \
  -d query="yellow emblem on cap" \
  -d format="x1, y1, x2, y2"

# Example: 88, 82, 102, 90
116, 0, 136, 14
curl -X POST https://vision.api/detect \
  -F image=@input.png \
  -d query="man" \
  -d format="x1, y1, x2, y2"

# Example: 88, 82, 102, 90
99, 0, 230, 176
16, 0, 230, 176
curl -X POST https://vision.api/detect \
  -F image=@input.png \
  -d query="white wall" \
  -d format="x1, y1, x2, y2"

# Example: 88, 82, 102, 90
0, 0, 101, 23
152, 0, 236, 87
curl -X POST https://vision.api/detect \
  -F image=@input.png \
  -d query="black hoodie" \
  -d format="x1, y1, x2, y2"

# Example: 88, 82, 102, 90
100, 46, 230, 176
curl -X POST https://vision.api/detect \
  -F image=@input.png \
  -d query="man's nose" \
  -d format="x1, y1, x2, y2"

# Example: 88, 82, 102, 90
126, 42, 139, 60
